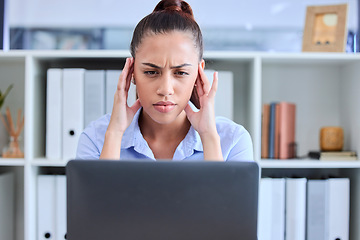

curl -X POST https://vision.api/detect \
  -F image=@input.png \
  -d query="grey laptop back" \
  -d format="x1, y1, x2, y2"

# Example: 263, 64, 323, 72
66, 160, 259, 240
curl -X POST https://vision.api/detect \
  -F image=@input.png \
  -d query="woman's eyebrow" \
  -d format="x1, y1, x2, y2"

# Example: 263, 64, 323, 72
171, 63, 192, 69
142, 62, 161, 69
142, 63, 192, 69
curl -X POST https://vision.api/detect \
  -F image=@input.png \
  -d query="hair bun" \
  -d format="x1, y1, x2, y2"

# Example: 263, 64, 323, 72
153, 0, 194, 20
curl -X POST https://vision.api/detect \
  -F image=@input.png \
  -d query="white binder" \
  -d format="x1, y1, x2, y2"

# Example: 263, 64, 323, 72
56, 175, 67, 240
257, 178, 272, 240
46, 68, 63, 160
285, 178, 307, 240
0, 172, 14, 240
307, 178, 350, 240
328, 178, 349, 240
257, 178, 285, 240
204, 70, 234, 120
84, 70, 105, 128
307, 180, 327, 240
271, 178, 286, 240
37, 175, 56, 240
62, 69, 85, 162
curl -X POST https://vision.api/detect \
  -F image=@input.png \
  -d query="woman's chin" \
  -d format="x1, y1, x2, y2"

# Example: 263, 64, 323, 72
143, 107, 187, 125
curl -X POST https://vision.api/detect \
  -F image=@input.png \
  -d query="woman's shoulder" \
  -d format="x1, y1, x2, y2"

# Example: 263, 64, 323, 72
83, 113, 111, 140
215, 116, 248, 136
215, 116, 254, 161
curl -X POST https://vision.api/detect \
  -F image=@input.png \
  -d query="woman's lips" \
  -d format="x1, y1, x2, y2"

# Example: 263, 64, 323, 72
153, 101, 176, 113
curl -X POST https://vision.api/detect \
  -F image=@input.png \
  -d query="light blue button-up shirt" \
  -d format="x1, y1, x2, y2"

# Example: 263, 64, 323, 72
76, 108, 254, 161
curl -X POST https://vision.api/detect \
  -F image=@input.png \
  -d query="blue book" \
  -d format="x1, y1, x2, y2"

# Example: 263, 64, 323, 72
268, 102, 277, 158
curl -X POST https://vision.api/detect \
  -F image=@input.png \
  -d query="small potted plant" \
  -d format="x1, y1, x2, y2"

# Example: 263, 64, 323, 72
0, 84, 25, 158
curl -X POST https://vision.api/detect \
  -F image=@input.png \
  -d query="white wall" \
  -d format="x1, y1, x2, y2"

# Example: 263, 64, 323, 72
8, 0, 359, 30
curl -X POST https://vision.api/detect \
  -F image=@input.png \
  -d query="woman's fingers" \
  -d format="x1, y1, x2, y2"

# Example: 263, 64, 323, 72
130, 99, 142, 113
195, 77, 204, 96
125, 58, 134, 93
198, 63, 211, 95
196, 65, 218, 101
208, 71, 218, 99
117, 58, 128, 91
118, 58, 133, 92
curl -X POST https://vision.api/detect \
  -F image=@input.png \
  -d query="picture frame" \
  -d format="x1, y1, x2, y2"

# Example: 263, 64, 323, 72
302, 4, 348, 52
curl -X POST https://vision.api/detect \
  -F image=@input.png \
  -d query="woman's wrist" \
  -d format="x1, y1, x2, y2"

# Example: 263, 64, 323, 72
200, 131, 224, 161
99, 130, 124, 160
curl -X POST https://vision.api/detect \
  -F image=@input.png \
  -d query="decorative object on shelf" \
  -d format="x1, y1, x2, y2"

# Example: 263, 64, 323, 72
0, 84, 13, 109
302, 4, 348, 52
0, 84, 13, 157
320, 126, 343, 151
0, 107, 24, 158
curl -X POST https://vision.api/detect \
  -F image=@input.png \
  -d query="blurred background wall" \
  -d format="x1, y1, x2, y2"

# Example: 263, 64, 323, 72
5, 0, 359, 52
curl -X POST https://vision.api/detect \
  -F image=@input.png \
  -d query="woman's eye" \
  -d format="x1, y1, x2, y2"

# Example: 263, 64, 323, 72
175, 71, 189, 76
144, 71, 158, 75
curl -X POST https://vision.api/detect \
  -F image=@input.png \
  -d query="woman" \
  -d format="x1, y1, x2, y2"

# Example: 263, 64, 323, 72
76, 0, 253, 161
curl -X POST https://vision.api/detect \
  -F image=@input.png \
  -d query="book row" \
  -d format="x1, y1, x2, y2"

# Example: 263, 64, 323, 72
258, 177, 350, 240
261, 102, 296, 159
46, 68, 234, 161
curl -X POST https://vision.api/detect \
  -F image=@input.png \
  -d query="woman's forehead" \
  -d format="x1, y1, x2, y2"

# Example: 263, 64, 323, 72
135, 31, 199, 62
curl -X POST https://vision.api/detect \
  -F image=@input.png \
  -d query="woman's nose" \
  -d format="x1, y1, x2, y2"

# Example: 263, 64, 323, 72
156, 75, 174, 96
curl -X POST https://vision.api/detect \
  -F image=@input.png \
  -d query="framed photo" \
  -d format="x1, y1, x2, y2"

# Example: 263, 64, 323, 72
302, 4, 348, 52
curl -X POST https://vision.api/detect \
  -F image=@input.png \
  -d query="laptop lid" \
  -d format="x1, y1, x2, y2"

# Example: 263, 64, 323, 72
66, 160, 259, 240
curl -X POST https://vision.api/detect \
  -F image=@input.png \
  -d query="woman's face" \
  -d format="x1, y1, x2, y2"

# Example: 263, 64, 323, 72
133, 31, 201, 124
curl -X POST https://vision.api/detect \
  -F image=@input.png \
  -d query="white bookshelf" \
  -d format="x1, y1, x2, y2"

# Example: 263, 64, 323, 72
0, 50, 360, 240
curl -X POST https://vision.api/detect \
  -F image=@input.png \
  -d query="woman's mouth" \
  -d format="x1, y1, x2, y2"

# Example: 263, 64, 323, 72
153, 101, 176, 113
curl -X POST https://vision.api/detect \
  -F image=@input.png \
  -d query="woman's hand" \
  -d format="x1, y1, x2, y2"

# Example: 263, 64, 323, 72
107, 57, 141, 134
184, 63, 218, 136
100, 57, 141, 160
184, 64, 223, 161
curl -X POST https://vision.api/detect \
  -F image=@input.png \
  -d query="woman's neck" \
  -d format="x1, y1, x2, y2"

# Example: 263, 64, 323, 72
138, 109, 191, 142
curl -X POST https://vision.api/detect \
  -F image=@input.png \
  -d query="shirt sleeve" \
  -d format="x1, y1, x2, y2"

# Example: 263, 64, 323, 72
227, 126, 254, 161
76, 132, 101, 160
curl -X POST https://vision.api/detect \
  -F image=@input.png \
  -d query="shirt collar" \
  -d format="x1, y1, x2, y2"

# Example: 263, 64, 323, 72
121, 108, 203, 160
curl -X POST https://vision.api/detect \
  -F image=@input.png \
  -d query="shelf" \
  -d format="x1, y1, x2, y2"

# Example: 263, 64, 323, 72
1, 50, 360, 240
259, 159, 360, 169
31, 159, 67, 167
0, 158, 26, 166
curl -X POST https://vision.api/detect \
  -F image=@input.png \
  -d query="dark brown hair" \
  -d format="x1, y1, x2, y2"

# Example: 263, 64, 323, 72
130, 0, 203, 61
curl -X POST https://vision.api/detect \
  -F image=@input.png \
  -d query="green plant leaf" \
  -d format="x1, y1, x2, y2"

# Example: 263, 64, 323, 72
0, 84, 13, 110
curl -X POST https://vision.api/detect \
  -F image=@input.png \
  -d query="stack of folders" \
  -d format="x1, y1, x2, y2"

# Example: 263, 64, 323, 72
0, 172, 14, 240
257, 177, 350, 240
46, 69, 136, 161
261, 102, 296, 159
37, 175, 67, 240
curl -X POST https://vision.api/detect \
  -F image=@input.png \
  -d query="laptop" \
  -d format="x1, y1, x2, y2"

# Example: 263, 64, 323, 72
66, 160, 259, 240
